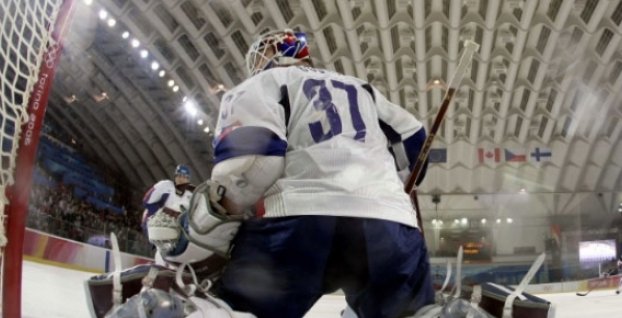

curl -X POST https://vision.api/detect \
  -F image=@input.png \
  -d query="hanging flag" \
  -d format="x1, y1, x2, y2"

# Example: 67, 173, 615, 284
428, 148, 447, 163
504, 149, 527, 162
478, 148, 501, 163
530, 147, 552, 162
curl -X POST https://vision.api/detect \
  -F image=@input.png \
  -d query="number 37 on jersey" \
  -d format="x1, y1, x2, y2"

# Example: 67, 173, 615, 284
302, 78, 367, 143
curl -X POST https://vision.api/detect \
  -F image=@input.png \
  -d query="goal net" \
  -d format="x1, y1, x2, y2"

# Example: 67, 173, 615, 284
1, 0, 74, 316
0, 0, 63, 251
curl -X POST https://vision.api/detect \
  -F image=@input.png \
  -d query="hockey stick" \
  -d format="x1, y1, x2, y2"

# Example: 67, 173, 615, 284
403, 40, 480, 236
576, 268, 618, 296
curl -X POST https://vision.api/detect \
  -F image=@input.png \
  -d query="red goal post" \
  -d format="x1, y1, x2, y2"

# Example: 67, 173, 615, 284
1, 1, 75, 317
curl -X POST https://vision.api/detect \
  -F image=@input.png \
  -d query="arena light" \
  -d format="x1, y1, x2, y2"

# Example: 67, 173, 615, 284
131, 38, 140, 48
121, 31, 129, 39
197, 119, 203, 125
506, 218, 513, 224
203, 126, 210, 133
167, 79, 174, 87
98, 9, 108, 20
84, 0, 93, 5
481, 218, 487, 224
431, 219, 443, 228
172, 85, 179, 92
158, 70, 166, 77
496, 218, 502, 224
150, 61, 159, 70
140, 49, 148, 58
107, 18, 116, 27
183, 100, 197, 117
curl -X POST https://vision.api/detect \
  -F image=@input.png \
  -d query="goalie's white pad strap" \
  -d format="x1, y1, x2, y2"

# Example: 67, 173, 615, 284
502, 252, 545, 318
110, 233, 123, 311
453, 246, 463, 298
211, 155, 284, 209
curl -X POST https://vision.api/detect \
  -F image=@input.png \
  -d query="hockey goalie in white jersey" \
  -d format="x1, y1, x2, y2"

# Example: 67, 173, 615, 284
201, 30, 434, 318
91, 30, 434, 318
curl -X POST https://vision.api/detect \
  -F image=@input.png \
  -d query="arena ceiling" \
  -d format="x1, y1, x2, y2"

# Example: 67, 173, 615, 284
47, 0, 622, 208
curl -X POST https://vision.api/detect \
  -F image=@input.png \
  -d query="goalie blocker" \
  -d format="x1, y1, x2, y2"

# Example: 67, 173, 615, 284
147, 180, 245, 280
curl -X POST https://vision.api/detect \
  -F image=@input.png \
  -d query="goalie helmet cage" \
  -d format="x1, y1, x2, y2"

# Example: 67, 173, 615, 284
0, 0, 75, 317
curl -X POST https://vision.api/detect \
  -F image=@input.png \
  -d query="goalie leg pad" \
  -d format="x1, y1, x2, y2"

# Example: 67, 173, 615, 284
105, 288, 188, 318
84, 264, 199, 318
185, 296, 257, 318
163, 231, 231, 281
477, 283, 553, 318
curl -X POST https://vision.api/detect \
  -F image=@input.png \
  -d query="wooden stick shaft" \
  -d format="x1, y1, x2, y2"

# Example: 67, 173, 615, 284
404, 40, 480, 235
404, 88, 456, 193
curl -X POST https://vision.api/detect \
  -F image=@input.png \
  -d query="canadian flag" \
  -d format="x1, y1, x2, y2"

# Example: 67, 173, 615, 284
478, 148, 501, 163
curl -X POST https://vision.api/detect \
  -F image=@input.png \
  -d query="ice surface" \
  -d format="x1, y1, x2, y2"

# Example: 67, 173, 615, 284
18, 261, 622, 317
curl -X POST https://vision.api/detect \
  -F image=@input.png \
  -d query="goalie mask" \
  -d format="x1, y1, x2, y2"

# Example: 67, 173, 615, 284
245, 30, 310, 76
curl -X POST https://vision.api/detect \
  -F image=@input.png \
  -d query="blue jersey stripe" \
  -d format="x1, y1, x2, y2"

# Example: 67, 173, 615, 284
143, 193, 169, 217
214, 126, 287, 163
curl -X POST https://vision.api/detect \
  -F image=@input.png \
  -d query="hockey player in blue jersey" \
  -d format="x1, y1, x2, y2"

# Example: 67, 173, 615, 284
174, 29, 435, 318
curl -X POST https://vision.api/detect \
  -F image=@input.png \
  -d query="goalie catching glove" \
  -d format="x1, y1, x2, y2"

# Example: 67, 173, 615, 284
147, 180, 246, 280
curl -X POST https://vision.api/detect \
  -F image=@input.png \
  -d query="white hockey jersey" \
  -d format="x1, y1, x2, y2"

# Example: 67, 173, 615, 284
142, 180, 194, 219
213, 66, 425, 228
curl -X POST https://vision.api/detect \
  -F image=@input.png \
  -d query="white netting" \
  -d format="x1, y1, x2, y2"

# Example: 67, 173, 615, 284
0, 0, 64, 251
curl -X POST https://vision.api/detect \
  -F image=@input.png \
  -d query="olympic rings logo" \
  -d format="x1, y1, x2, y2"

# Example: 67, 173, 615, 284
43, 43, 60, 69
